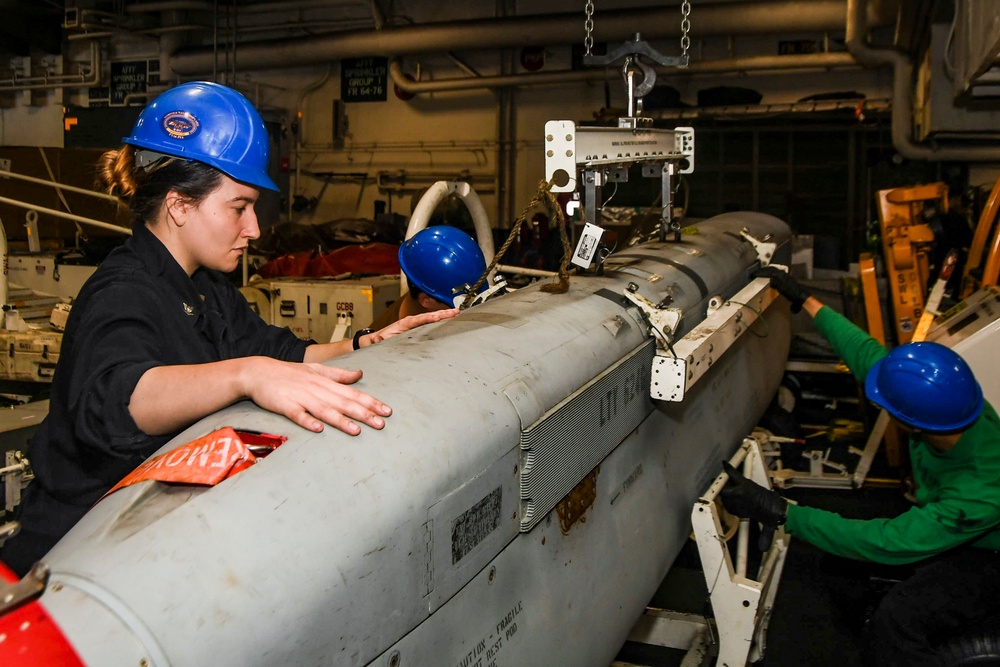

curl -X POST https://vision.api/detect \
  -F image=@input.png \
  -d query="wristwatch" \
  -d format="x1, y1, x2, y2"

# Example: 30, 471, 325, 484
352, 328, 375, 350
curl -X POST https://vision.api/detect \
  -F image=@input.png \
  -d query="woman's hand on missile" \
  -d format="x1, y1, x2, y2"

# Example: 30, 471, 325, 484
243, 357, 391, 435
357, 308, 460, 348
262, 310, 458, 431
305, 309, 459, 362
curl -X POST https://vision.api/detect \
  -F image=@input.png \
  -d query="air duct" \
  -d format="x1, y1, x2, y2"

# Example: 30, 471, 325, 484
388, 52, 859, 94
846, 0, 1000, 161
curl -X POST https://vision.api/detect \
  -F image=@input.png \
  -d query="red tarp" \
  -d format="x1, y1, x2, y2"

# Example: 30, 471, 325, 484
256, 242, 401, 279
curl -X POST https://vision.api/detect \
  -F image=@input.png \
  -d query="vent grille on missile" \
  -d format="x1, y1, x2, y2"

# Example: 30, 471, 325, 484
519, 343, 655, 532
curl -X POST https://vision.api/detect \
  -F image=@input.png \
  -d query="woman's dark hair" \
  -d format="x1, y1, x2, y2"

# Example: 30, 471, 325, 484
96, 145, 225, 222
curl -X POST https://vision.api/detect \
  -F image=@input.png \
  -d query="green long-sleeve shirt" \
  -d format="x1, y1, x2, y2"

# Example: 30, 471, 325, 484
784, 306, 1000, 564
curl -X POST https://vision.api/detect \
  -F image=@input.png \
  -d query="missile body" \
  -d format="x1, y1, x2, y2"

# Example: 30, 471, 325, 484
4, 211, 792, 666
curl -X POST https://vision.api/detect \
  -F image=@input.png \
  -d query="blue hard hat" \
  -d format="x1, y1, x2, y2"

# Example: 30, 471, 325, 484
398, 226, 487, 306
865, 342, 984, 433
123, 81, 278, 191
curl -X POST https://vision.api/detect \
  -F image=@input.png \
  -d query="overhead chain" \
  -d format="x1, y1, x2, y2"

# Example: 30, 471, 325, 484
584, 0, 595, 57
585, 0, 691, 67
680, 0, 692, 65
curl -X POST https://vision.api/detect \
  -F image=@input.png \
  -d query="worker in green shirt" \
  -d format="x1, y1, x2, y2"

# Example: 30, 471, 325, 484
722, 266, 1000, 667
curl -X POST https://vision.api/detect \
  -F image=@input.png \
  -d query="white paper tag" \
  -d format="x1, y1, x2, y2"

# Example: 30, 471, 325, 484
331, 313, 351, 343
571, 222, 605, 269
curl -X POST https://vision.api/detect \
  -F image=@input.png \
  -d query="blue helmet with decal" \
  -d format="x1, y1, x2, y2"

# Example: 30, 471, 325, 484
123, 81, 277, 191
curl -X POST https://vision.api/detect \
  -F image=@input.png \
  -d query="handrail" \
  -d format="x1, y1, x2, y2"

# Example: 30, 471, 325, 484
0, 215, 8, 316
0, 166, 129, 237
0, 197, 131, 236
1, 170, 119, 203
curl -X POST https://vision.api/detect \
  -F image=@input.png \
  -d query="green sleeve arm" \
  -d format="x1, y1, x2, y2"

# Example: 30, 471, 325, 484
785, 498, 1000, 565
811, 306, 888, 382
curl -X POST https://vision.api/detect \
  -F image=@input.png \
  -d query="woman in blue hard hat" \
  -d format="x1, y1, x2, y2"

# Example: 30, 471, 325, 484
370, 225, 488, 328
0, 82, 455, 576
721, 267, 1000, 667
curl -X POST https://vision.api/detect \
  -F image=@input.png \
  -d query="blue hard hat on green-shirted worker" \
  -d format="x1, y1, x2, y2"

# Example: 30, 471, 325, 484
399, 226, 487, 306
123, 81, 277, 192
865, 341, 984, 433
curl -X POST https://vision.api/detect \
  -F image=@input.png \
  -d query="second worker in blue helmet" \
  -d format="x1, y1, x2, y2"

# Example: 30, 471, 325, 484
371, 225, 487, 328
723, 266, 1000, 667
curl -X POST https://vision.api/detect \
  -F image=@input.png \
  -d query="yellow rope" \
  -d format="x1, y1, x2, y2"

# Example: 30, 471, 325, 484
539, 181, 574, 295
460, 178, 574, 309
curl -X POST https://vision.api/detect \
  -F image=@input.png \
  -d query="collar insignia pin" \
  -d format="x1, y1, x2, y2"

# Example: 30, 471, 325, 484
183, 303, 194, 316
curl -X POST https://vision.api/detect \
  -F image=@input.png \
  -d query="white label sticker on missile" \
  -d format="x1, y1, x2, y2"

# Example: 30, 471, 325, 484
571, 222, 604, 269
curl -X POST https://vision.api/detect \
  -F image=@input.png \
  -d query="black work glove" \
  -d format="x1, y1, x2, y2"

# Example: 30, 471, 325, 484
753, 266, 810, 314
721, 460, 787, 551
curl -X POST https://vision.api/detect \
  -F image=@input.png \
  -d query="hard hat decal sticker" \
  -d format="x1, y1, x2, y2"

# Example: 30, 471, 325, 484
123, 81, 278, 190
163, 110, 200, 139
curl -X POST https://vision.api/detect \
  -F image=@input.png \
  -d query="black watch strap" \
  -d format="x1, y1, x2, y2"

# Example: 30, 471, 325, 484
352, 328, 374, 350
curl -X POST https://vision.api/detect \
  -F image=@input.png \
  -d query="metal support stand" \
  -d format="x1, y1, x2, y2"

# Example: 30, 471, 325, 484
764, 423, 875, 491
1, 450, 31, 549
2, 450, 31, 514
619, 436, 790, 667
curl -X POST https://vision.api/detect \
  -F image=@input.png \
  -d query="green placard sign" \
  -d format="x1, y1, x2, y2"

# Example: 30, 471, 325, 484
341, 57, 388, 103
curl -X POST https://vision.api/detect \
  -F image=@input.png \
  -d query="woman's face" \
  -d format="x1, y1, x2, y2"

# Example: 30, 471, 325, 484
180, 175, 260, 274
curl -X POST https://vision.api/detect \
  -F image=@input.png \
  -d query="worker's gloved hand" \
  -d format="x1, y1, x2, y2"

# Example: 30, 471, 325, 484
753, 266, 810, 313
721, 461, 787, 550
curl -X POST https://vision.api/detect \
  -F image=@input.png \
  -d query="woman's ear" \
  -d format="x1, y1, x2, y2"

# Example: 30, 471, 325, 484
164, 191, 189, 227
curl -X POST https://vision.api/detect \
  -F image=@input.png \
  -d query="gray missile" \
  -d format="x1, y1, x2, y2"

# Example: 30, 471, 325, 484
1, 211, 792, 667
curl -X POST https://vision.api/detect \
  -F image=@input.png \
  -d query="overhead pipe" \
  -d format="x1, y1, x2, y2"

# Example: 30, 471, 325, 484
846, 0, 1000, 161
298, 139, 495, 153
388, 51, 859, 94
126, 1, 214, 11
375, 170, 496, 192
158, 10, 188, 90
290, 65, 333, 221
654, 97, 892, 120
127, 0, 367, 14
169, 0, 891, 75
0, 43, 101, 93
368, 0, 385, 30
495, 0, 517, 230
